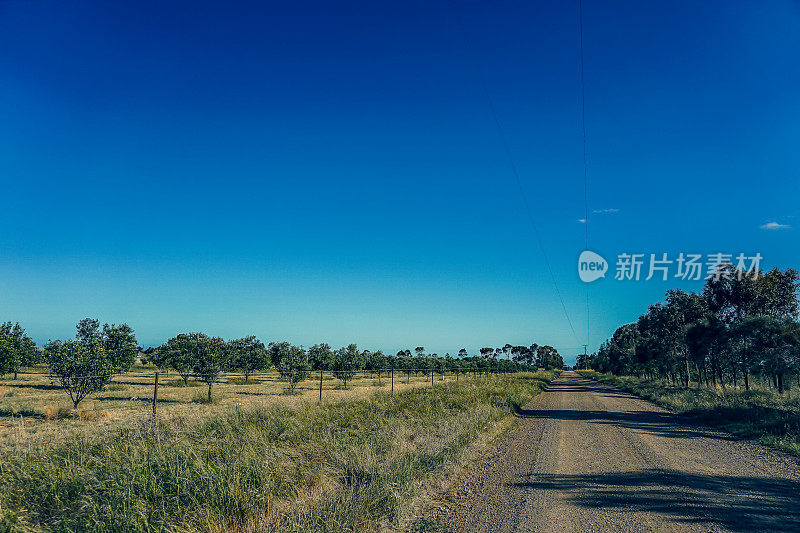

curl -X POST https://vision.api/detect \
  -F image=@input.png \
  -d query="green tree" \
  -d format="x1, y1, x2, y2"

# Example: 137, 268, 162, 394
277, 344, 309, 392
192, 334, 225, 401
226, 336, 269, 380
332, 344, 364, 388
308, 343, 334, 371
102, 323, 138, 373
0, 322, 39, 379
267, 341, 292, 368
45, 339, 113, 408
161, 333, 201, 385
76, 318, 102, 346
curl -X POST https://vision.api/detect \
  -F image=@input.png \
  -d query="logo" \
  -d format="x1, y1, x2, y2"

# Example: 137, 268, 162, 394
578, 250, 607, 283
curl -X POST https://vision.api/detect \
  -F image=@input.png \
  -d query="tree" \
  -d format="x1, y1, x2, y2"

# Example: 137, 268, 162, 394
366, 350, 387, 381
102, 323, 138, 373
536, 345, 563, 370
415, 346, 425, 358
192, 334, 225, 402
160, 334, 199, 385
76, 318, 101, 347
45, 339, 113, 408
309, 343, 334, 371
226, 336, 269, 380
268, 341, 293, 368
503, 343, 513, 361
458, 348, 468, 358
0, 322, 39, 379
277, 345, 309, 392
332, 344, 364, 388
480, 347, 494, 359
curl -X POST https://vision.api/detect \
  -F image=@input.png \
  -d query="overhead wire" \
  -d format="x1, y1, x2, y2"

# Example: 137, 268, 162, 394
451, 2, 581, 344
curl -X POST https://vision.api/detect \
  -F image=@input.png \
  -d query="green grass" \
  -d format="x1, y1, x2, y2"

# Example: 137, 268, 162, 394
0, 371, 557, 532
578, 370, 800, 455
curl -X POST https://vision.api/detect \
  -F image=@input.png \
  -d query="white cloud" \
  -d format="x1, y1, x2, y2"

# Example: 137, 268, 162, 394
577, 218, 586, 224
592, 208, 620, 214
760, 221, 791, 230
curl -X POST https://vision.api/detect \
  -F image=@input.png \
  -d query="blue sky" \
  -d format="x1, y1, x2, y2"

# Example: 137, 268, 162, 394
1, 1, 798, 363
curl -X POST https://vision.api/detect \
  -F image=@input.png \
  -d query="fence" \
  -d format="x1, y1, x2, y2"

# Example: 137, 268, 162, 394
0, 366, 525, 419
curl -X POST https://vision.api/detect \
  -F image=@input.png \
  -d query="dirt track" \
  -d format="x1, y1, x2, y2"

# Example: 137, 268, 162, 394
437, 371, 800, 532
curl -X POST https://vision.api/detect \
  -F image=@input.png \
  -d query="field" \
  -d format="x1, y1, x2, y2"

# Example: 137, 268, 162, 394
577, 370, 800, 455
0, 369, 558, 531
0, 367, 471, 446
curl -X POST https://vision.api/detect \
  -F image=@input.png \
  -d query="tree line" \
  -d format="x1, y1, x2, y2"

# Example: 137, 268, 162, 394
0, 319, 562, 406
582, 264, 800, 392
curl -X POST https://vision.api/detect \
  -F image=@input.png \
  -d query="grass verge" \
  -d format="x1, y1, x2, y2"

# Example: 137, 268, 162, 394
577, 370, 800, 455
0, 370, 557, 532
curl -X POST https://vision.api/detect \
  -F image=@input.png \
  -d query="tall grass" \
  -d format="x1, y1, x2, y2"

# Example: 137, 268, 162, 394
578, 370, 800, 455
0, 371, 557, 532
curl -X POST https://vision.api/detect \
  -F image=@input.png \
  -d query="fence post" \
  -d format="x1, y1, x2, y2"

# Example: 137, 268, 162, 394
152, 371, 158, 417
319, 369, 323, 403
391, 368, 394, 395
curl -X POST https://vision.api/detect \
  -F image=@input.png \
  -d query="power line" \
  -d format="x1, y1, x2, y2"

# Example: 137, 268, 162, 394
452, 3, 581, 344
579, 0, 591, 350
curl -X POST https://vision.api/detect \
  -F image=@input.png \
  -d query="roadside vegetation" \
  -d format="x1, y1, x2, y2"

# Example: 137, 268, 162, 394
580, 261, 800, 455
578, 370, 800, 454
0, 370, 558, 532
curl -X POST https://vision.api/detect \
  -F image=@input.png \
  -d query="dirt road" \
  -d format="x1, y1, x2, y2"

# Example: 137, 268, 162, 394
437, 372, 800, 532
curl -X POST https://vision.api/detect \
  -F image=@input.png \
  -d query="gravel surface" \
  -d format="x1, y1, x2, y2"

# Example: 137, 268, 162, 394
436, 372, 800, 532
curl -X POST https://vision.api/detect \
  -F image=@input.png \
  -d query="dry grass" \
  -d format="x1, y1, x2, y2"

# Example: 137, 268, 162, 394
0, 368, 489, 448
0, 371, 559, 532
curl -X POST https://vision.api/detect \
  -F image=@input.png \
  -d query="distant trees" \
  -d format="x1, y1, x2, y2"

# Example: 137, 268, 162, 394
3, 316, 548, 405
591, 265, 800, 392
0, 322, 39, 379
535, 345, 564, 370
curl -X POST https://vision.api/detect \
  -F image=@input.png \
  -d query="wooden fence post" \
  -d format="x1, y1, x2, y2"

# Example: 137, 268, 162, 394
319, 369, 323, 403
152, 372, 158, 417
391, 368, 394, 395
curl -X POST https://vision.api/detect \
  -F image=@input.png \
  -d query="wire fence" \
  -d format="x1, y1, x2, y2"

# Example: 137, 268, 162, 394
1, 366, 529, 418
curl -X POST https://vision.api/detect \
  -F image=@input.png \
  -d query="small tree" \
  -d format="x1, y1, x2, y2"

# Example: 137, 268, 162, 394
308, 343, 334, 371
46, 339, 113, 408
161, 334, 199, 385
0, 322, 39, 379
277, 344, 309, 392
226, 336, 269, 381
332, 344, 364, 388
191, 334, 225, 402
367, 350, 387, 382
102, 323, 138, 373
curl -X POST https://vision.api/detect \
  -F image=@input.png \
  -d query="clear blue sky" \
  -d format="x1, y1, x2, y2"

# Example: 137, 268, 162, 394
1, 1, 798, 363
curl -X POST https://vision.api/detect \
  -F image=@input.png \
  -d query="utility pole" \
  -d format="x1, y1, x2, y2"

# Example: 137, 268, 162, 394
581, 345, 588, 369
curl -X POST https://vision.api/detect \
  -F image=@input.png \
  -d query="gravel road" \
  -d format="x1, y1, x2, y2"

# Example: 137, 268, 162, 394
436, 371, 800, 532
